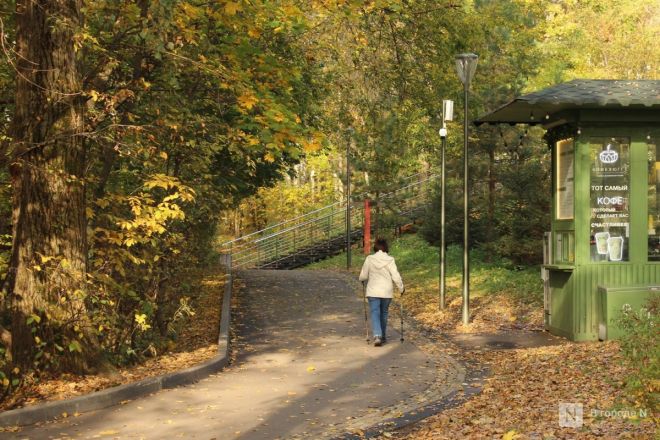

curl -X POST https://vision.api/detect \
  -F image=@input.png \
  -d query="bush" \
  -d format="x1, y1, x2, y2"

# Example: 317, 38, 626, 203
615, 295, 659, 412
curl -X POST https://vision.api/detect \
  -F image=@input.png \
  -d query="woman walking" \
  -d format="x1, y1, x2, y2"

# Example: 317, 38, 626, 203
359, 238, 404, 346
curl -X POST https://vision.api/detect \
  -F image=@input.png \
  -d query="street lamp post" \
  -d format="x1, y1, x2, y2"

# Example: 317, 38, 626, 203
455, 53, 478, 326
346, 132, 352, 270
439, 99, 453, 310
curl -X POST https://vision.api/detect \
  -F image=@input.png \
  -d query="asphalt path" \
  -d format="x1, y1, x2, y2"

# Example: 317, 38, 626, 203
10, 269, 463, 440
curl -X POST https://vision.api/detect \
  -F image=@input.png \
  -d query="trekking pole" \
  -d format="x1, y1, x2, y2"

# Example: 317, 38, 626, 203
362, 281, 369, 343
400, 288, 405, 343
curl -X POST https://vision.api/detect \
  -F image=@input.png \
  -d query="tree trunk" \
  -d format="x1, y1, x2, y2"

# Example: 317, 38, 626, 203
6, 0, 96, 372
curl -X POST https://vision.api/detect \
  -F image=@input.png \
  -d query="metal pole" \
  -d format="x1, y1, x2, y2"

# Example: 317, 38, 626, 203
364, 199, 371, 255
346, 138, 352, 270
462, 84, 470, 326
440, 132, 447, 309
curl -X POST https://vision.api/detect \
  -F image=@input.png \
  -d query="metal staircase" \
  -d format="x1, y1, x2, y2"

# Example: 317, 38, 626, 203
221, 172, 437, 271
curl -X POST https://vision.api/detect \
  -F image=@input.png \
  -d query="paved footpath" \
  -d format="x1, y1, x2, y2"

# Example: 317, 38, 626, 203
10, 270, 464, 440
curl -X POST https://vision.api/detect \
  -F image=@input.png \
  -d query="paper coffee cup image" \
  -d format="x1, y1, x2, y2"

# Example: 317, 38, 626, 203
594, 232, 610, 255
607, 236, 624, 261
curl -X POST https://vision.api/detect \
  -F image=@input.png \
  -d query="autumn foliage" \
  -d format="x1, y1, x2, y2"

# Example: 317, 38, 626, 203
0, 0, 657, 412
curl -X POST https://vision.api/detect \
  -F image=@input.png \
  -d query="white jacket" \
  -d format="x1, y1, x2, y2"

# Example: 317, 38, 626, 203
358, 251, 404, 298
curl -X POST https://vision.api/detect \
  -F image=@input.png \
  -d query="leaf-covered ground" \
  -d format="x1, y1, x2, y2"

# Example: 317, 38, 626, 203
0, 266, 225, 412
309, 236, 658, 438
380, 341, 657, 439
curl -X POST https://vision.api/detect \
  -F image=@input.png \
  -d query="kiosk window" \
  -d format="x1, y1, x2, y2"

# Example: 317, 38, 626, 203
649, 139, 660, 261
556, 139, 574, 220
590, 137, 630, 262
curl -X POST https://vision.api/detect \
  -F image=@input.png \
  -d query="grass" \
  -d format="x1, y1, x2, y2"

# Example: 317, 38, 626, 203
307, 234, 544, 333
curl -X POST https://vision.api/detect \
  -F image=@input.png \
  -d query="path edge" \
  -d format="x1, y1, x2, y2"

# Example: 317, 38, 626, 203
0, 263, 233, 427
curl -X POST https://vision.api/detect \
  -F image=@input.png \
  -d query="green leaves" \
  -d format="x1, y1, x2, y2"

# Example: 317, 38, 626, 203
26, 314, 41, 325
68, 341, 83, 353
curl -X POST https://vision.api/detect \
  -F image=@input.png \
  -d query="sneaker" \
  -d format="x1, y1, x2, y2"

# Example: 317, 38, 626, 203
374, 337, 382, 347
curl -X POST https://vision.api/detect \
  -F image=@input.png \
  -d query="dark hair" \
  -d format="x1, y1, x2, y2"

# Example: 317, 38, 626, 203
373, 238, 389, 253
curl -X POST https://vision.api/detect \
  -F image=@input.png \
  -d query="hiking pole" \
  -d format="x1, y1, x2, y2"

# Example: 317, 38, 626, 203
400, 288, 405, 343
362, 281, 369, 343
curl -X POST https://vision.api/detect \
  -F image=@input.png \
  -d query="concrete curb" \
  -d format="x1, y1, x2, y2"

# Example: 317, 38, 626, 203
0, 272, 233, 427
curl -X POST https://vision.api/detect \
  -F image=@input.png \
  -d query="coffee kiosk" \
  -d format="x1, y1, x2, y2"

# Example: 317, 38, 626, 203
476, 80, 660, 340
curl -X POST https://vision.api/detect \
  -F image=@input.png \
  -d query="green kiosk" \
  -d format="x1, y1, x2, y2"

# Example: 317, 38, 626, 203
476, 80, 660, 341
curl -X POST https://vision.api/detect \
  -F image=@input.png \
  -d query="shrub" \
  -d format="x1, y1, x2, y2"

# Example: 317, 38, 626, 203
615, 295, 659, 412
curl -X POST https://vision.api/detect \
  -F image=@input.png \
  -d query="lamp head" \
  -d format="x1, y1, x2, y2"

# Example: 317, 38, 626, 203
455, 53, 478, 86
439, 127, 447, 138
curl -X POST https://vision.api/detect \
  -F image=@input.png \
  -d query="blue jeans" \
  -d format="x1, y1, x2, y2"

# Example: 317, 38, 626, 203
368, 297, 392, 339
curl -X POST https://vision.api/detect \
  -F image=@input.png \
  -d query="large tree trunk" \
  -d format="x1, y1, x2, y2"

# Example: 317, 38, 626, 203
6, 0, 96, 372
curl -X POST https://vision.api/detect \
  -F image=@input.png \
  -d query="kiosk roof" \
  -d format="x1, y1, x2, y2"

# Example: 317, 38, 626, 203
475, 79, 660, 126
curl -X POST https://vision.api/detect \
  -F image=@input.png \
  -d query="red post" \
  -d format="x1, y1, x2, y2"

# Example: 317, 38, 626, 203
364, 199, 371, 255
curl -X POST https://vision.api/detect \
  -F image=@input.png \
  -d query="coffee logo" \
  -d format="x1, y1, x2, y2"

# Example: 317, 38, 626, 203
599, 144, 619, 164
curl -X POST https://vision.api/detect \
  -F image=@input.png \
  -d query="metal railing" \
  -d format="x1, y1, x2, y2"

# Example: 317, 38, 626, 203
221, 171, 438, 270
229, 205, 364, 269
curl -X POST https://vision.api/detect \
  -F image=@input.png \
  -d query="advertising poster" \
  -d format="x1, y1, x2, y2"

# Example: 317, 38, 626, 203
590, 138, 630, 262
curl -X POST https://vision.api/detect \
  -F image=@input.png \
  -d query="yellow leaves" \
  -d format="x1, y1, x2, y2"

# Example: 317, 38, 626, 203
272, 131, 290, 144
135, 313, 151, 331
264, 153, 276, 163
143, 174, 194, 197
180, 1, 203, 19
246, 135, 260, 146
224, 1, 242, 16
138, 77, 152, 90
503, 430, 520, 440
280, 4, 302, 18
302, 132, 324, 153
306, 365, 316, 372
97, 176, 196, 263
237, 92, 259, 111
129, 197, 143, 217
247, 27, 261, 39
89, 90, 101, 102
